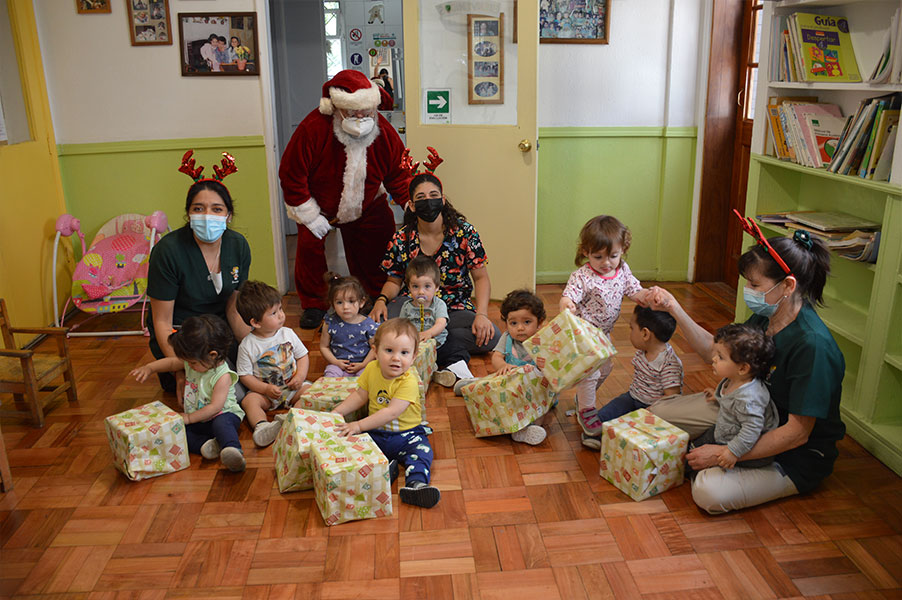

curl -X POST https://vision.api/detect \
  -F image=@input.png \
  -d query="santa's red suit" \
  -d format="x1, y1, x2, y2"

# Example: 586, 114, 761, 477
279, 70, 410, 316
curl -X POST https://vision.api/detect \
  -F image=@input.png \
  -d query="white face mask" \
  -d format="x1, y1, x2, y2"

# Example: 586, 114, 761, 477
341, 116, 375, 138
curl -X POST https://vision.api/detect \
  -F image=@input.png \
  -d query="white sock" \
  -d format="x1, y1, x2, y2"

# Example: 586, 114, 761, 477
446, 360, 474, 380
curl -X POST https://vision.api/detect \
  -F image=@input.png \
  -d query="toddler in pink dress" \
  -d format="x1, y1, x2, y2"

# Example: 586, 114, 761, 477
560, 215, 648, 448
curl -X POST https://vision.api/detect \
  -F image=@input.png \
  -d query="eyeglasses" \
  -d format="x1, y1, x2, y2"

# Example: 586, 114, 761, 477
733, 209, 792, 275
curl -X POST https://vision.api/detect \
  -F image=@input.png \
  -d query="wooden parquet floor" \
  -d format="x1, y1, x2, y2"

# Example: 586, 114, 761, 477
2, 283, 901, 600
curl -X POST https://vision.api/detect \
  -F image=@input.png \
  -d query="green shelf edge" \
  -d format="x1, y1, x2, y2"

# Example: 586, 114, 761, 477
886, 353, 902, 372
751, 154, 902, 196
841, 407, 902, 477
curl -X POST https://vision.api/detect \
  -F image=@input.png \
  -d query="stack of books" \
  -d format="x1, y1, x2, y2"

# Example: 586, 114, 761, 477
828, 93, 900, 180
766, 97, 844, 167
774, 13, 861, 83
766, 94, 900, 181
756, 211, 881, 263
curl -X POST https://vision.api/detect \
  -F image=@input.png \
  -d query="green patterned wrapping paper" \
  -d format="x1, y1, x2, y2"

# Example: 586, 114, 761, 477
599, 408, 689, 501
294, 378, 364, 422
273, 408, 344, 493
461, 366, 554, 437
311, 432, 393, 526
273, 408, 393, 526
413, 338, 437, 400
523, 309, 617, 393
104, 401, 189, 481
413, 338, 436, 423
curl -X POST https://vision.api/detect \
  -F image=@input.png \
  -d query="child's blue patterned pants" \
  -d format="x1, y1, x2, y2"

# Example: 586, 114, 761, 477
368, 425, 434, 485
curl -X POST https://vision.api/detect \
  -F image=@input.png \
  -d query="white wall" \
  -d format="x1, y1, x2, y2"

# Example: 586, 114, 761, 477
538, 0, 703, 127
35, 0, 267, 143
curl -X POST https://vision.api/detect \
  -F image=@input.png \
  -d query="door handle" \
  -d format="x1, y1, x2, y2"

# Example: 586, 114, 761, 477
518, 139, 532, 152
398, 127, 406, 134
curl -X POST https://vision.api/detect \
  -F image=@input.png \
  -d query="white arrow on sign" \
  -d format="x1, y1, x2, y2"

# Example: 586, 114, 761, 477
428, 95, 448, 109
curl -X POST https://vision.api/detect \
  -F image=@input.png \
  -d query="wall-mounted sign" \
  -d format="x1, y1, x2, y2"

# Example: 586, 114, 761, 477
350, 53, 363, 65
425, 89, 451, 124
349, 28, 362, 42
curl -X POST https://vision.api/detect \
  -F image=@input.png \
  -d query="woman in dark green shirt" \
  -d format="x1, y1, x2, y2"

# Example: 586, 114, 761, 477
146, 179, 252, 393
647, 231, 844, 513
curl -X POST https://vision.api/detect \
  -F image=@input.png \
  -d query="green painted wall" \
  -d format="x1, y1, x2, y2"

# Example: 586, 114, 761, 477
536, 127, 697, 283
56, 137, 278, 287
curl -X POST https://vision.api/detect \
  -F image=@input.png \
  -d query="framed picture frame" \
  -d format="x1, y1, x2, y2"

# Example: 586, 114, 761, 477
540, 0, 610, 44
76, 1, 111, 14
467, 14, 504, 105
178, 13, 260, 76
127, 0, 172, 46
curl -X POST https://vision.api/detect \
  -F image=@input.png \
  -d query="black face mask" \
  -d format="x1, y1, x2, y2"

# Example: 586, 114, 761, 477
414, 197, 443, 222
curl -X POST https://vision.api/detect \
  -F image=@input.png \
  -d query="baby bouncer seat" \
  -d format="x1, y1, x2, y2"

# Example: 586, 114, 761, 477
52, 212, 169, 337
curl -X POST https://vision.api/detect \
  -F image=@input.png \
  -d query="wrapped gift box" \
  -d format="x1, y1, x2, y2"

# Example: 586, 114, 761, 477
273, 408, 393, 526
273, 408, 344, 493
413, 338, 436, 423
461, 366, 553, 437
294, 378, 364, 421
523, 309, 617, 393
311, 432, 393, 526
104, 401, 189, 481
599, 408, 689, 501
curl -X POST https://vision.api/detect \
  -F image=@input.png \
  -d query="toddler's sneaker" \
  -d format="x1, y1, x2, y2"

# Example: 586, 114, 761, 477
453, 377, 477, 396
580, 432, 601, 451
400, 481, 441, 508
432, 369, 457, 388
511, 424, 547, 446
577, 407, 603, 437
252, 419, 282, 447
220, 447, 247, 472
200, 438, 221, 460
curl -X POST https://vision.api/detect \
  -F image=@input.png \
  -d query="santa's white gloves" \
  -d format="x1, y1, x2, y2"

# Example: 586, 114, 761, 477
286, 199, 333, 240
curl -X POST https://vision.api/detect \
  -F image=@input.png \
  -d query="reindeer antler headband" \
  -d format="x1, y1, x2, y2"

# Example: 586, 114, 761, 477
178, 150, 238, 185
401, 146, 444, 183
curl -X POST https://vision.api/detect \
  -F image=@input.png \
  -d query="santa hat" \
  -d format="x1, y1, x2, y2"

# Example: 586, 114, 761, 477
319, 69, 393, 115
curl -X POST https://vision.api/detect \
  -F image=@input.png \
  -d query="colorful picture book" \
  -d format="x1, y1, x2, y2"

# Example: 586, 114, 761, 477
790, 13, 861, 82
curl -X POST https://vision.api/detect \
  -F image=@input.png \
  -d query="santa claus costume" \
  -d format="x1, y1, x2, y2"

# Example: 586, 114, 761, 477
279, 69, 410, 328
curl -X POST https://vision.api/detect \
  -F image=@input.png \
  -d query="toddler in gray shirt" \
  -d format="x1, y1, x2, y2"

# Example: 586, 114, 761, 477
693, 323, 778, 469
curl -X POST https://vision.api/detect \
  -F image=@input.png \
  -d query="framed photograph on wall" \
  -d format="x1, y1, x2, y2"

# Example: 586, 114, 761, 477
467, 14, 504, 105
76, 1, 111, 14
127, 0, 172, 45
540, 0, 610, 44
178, 13, 259, 76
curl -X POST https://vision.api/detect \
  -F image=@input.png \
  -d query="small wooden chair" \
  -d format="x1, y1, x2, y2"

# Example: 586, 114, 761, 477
0, 298, 78, 427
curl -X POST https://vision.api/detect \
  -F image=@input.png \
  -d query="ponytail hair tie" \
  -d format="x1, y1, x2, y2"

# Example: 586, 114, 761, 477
793, 229, 813, 250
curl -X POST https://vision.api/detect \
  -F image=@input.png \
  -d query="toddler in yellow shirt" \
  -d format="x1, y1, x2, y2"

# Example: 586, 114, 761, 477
332, 318, 440, 508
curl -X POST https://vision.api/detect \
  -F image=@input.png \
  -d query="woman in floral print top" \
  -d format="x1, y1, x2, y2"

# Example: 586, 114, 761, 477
371, 173, 501, 388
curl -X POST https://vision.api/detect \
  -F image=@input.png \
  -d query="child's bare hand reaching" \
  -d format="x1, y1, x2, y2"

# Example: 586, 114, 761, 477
335, 420, 362, 437
703, 388, 717, 403
560, 297, 577, 313
130, 364, 153, 383
286, 372, 306, 391
717, 446, 738, 469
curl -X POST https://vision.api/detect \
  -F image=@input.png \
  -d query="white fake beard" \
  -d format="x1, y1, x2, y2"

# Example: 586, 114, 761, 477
331, 116, 381, 223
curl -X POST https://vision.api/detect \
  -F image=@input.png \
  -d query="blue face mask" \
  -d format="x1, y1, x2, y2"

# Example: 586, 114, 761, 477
189, 214, 228, 243
743, 280, 785, 317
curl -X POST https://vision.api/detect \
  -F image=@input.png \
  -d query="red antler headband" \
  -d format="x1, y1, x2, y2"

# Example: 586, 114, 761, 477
178, 150, 238, 185
401, 146, 444, 185
733, 209, 792, 275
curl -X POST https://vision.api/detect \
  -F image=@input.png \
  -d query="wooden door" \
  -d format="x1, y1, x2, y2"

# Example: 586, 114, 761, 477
725, 1, 762, 287
694, 0, 760, 285
402, 0, 539, 295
